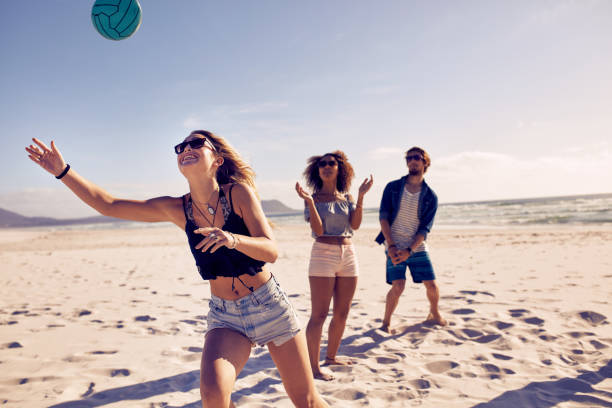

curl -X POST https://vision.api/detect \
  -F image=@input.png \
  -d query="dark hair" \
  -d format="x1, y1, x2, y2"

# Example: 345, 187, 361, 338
303, 150, 354, 193
406, 146, 431, 172
189, 130, 257, 191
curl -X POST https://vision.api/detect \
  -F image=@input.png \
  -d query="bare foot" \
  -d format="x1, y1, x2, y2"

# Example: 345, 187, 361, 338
324, 356, 354, 366
379, 324, 397, 334
312, 369, 334, 381
426, 312, 448, 326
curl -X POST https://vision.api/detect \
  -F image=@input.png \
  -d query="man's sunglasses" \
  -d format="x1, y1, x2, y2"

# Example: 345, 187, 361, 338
405, 154, 424, 162
317, 160, 338, 168
174, 138, 216, 154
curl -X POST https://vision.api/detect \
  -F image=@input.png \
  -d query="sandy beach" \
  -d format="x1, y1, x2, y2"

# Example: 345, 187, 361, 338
1, 223, 611, 407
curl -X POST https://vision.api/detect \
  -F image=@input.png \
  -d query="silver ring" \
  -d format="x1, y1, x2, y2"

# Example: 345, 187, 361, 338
209, 233, 216, 239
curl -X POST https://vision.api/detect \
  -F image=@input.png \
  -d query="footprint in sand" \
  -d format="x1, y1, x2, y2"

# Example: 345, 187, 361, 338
425, 360, 459, 374
492, 353, 512, 360
134, 315, 156, 322
508, 308, 529, 318
524, 317, 545, 326
539, 334, 557, 341
3, 342, 23, 349
493, 321, 514, 330
376, 356, 400, 364
589, 339, 608, 350
179, 319, 201, 325
482, 363, 501, 379
462, 329, 482, 338
474, 334, 501, 343
11, 310, 28, 316
110, 369, 130, 377
88, 350, 118, 355
409, 378, 431, 389
567, 331, 595, 338
452, 308, 476, 315
578, 311, 607, 325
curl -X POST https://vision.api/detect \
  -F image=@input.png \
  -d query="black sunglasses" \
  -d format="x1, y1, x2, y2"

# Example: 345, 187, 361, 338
174, 138, 215, 154
317, 159, 338, 168
405, 154, 424, 162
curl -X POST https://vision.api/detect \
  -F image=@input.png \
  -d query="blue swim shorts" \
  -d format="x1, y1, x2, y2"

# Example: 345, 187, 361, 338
207, 274, 301, 347
386, 251, 436, 284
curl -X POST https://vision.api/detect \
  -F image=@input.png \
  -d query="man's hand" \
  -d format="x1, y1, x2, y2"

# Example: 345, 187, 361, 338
395, 248, 412, 264
388, 246, 402, 265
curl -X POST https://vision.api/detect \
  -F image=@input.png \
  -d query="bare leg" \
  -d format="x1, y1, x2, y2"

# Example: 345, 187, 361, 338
268, 331, 330, 408
381, 279, 405, 333
200, 328, 253, 408
423, 280, 447, 326
306, 276, 335, 380
324, 276, 357, 365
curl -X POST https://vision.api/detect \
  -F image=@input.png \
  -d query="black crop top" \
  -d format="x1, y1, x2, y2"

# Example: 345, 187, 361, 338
183, 185, 265, 280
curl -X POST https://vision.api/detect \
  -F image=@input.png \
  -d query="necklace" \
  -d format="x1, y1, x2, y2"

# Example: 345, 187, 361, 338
193, 187, 220, 215
192, 190, 221, 226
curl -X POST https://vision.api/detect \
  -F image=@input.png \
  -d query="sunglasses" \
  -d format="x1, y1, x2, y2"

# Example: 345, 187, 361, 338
174, 137, 216, 154
405, 154, 424, 162
317, 159, 338, 168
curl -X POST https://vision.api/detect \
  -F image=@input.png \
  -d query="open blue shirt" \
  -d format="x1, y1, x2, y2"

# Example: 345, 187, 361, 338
375, 176, 438, 245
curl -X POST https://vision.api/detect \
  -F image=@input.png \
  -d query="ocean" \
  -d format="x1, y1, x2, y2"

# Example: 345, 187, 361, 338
45, 193, 612, 231
268, 193, 612, 229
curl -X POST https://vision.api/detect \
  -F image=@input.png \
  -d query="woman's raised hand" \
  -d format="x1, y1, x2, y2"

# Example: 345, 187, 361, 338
295, 182, 313, 202
358, 174, 374, 197
25, 138, 67, 177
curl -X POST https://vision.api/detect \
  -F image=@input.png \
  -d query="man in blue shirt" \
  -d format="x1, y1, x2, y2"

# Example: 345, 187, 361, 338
376, 147, 447, 332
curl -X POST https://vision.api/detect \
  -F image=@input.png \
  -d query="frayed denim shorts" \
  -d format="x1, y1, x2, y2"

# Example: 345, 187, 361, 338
207, 275, 301, 347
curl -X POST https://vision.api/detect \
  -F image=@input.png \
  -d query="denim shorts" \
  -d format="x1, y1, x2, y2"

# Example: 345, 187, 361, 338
386, 251, 436, 284
207, 275, 301, 347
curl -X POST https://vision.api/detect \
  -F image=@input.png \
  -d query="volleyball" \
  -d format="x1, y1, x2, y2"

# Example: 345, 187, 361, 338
91, 0, 142, 41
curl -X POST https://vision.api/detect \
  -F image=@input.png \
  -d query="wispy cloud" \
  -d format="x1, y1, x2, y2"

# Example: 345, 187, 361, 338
430, 146, 612, 202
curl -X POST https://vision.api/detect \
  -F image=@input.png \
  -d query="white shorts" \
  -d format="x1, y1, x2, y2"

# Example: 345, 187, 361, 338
308, 241, 359, 278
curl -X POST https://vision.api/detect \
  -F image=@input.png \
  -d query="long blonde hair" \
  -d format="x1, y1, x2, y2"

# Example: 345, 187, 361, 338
189, 130, 257, 192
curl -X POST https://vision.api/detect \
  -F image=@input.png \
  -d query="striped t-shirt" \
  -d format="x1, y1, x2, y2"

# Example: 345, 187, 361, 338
389, 186, 427, 252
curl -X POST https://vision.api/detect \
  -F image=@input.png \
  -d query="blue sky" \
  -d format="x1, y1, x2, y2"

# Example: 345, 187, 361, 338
1, 1, 611, 218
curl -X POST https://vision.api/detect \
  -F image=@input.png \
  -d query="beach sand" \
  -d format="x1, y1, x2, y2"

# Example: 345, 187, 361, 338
0, 224, 611, 407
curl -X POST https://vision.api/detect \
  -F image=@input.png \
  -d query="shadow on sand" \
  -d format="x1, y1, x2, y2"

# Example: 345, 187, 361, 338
47, 322, 611, 408
47, 351, 281, 408
47, 323, 427, 407
471, 359, 612, 408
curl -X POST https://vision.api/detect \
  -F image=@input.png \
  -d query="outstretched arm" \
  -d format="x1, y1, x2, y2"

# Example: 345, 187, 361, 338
25, 138, 180, 224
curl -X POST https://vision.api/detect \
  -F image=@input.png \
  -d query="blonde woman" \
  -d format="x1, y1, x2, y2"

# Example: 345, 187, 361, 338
26, 130, 329, 408
295, 151, 373, 380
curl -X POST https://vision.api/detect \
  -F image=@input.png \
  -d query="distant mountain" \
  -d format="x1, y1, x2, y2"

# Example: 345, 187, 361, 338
0, 199, 298, 228
0, 207, 125, 228
261, 200, 298, 215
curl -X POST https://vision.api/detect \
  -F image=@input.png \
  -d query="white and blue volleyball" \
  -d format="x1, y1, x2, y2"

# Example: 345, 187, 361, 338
91, 0, 142, 41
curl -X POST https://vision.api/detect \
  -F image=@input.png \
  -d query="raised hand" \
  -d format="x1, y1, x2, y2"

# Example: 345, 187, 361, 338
295, 182, 313, 202
25, 138, 66, 177
358, 174, 374, 197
